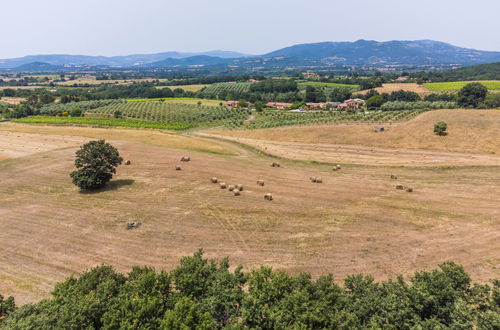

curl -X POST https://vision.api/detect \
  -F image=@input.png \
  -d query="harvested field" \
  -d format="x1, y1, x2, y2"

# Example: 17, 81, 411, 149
213, 110, 500, 158
1, 118, 499, 305
357, 83, 432, 96
0, 97, 25, 105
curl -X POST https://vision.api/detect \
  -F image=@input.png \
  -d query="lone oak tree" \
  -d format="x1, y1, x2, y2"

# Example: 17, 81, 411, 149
70, 140, 123, 190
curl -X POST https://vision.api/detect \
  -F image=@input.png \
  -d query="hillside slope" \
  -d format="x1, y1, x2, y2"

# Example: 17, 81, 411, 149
214, 110, 500, 156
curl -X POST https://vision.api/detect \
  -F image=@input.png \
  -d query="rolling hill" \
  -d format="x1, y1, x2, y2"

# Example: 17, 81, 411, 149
2, 40, 500, 71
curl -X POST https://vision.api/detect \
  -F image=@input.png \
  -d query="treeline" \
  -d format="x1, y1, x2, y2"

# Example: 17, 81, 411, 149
412, 62, 500, 82
1, 251, 498, 329
0, 82, 194, 101
160, 75, 266, 86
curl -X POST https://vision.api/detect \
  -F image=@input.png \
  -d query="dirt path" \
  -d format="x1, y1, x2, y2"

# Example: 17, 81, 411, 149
195, 132, 500, 167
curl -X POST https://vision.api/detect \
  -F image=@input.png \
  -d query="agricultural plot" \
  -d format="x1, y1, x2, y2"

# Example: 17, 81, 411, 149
200, 82, 253, 97
298, 81, 360, 90
424, 81, 500, 92
127, 97, 222, 106
87, 101, 250, 128
245, 110, 424, 129
156, 84, 208, 92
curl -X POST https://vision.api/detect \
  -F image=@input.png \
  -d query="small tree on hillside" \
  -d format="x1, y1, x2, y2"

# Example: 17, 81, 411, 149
458, 83, 488, 108
434, 121, 448, 136
254, 101, 264, 112
70, 140, 123, 190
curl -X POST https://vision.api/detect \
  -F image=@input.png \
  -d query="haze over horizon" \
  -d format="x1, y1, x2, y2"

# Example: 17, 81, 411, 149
1, 0, 499, 58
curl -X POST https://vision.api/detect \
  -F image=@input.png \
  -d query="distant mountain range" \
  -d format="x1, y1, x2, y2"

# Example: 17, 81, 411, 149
2, 40, 500, 71
0, 50, 249, 69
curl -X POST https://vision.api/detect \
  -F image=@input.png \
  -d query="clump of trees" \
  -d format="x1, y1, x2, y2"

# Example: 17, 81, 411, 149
434, 121, 448, 136
1, 251, 499, 329
458, 83, 488, 108
70, 140, 123, 190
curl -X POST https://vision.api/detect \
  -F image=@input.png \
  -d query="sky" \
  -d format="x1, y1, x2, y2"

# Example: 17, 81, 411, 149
1, 0, 499, 58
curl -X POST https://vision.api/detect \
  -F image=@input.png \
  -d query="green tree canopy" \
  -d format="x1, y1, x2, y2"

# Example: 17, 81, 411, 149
2, 252, 499, 329
458, 82, 488, 108
70, 140, 123, 190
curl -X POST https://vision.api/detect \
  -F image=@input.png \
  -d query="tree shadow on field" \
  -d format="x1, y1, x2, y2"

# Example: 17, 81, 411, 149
79, 179, 135, 194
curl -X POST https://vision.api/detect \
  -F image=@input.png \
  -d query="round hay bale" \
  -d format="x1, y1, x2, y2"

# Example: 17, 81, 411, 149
257, 180, 265, 186
236, 184, 244, 191
310, 177, 317, 182
211, 177, 218, 184
233, 189, 240, 196
396, 184, 404, 190
315, 177, 323, 183
271, 162, 280, 168
332, 167, 337, 171
175, 165, 181, 171
390, 174, 398, 180
220, 182, 227, 189
180, 156, 190, 162
406, 187, 413, 193
336, 165, 341, 170
264, 193, 273, 201
228, 185, 235, 191
125, 160, 131, 165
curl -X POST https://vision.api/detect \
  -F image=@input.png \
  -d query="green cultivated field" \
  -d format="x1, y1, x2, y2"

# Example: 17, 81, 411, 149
424, 81, 500, 92
200, 82, 253, 95
16, 101, 250, 130
245, 110, 424, 129
127, 97, 222, 106
89, 101, 249, 127
14, 116, 190, 130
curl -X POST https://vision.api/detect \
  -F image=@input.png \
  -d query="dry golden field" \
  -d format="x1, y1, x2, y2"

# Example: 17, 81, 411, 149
0, 111, 499, 305
0, 97, 26, 105
213, 110, 500, 158
357, 83, 432, 96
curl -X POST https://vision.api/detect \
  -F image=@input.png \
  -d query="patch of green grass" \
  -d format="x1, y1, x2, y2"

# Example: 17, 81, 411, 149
424, 81, 500, 92
13, 116, 191, 130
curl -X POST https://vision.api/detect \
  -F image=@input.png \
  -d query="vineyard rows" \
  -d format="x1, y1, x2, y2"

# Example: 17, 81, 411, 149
87, 101, 250, 128
244, 110, 425, 129
200, 82, 253, 96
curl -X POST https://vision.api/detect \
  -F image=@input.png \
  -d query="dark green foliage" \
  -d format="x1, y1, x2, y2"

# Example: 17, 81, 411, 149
0, 295, 16, 320
2, 252, 499, 329
70, 140, 123, 190
305, 86, 326, 102
480, 93, 500, 108
113, 110, 122, 118
69, 108, 83, 117
254, 100, 264, 112
424, 93, 457, 102
366, 94, 385, 108
413, 62, 500, 82
388, 90, 421, 102
329, 87, 352, 102
434, 121, 448, 136
458, 82, 488, 108
249, 79, 298, 93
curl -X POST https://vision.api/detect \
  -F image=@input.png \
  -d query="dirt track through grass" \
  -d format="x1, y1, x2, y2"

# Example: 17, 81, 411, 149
0, 120, 499, 305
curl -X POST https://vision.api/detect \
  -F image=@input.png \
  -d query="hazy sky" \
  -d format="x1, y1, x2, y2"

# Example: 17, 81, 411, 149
1, 0, 499, 58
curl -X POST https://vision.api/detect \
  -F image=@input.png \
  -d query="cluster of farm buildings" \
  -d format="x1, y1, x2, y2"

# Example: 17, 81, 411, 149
226, 99, 366, 111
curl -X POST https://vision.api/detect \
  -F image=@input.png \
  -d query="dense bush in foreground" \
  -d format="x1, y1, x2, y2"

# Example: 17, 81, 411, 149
1, 250, 498, 329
